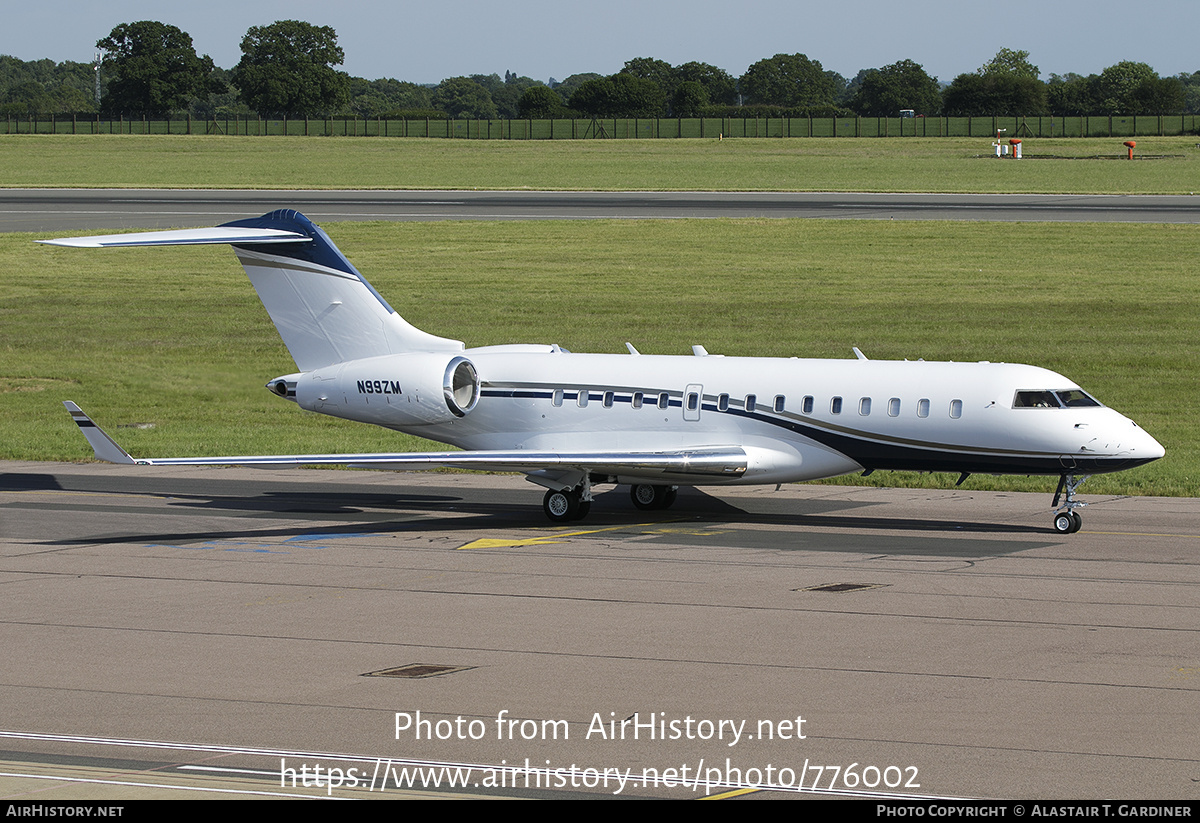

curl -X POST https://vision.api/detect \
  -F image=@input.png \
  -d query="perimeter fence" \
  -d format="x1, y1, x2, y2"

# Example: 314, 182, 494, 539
5, 113, 1199, 139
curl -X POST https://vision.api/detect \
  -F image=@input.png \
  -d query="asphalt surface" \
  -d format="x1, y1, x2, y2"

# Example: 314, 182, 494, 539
3, 188, 1199, 233
1, 463, 1197, 800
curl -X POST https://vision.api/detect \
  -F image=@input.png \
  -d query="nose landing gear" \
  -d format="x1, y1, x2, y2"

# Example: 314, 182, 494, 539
1051, 474, 1088, 534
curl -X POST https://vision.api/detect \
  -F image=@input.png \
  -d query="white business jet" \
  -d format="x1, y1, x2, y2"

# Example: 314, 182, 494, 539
44, 210, 1163, 534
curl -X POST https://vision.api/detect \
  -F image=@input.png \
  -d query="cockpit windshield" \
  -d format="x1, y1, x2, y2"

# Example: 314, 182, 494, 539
1013, 389, 1102, 409
1055, 389, 1102, 407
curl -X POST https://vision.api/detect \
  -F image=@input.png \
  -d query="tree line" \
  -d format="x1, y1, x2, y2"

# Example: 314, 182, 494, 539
3, 22, 1198, 120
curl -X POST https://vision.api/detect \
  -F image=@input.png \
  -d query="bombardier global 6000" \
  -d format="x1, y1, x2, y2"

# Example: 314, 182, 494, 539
44, 211, 1164, 533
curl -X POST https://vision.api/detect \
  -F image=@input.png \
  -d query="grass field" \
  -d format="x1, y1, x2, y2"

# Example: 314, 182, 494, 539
2, 134, 1198, 193
3, 218, 1195, 497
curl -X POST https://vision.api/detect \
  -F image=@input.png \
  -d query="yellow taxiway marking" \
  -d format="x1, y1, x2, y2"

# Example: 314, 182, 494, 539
458, 521, 669, 550
701, 787, 760, 799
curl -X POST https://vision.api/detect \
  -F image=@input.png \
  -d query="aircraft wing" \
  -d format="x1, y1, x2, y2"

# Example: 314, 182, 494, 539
64, 402, 746, 481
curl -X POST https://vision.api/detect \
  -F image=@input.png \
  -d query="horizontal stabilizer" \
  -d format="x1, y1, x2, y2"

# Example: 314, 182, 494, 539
39, 227, 311, 248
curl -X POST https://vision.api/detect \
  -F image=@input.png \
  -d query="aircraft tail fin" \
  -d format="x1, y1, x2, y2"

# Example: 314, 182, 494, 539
42, 211, 463, 371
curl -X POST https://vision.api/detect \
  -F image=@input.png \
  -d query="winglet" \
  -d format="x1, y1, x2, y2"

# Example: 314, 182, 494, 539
63, 401, 137, 464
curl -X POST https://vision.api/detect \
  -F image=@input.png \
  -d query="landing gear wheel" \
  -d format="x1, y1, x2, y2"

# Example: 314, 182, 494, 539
543, 489, 579, 523
631, 484, 665, 510
574, 500, 591, 520
1053, 511, 1083, 534
661, 487, 677, 509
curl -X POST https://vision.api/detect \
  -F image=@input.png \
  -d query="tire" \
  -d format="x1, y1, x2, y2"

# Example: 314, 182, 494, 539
1053, 512, 1074, 534
544, 489, 579, 523
1069, 511, 1082, 533
631, 484, 664, 510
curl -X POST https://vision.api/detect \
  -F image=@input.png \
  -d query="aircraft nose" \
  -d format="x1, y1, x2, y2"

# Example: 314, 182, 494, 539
1139, 427, 1166, 461
1081, 416, 1164, 467
1118, 418, 1165, 462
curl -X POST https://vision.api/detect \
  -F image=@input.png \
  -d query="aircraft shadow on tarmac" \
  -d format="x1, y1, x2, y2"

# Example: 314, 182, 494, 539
25, 475, 1055, 555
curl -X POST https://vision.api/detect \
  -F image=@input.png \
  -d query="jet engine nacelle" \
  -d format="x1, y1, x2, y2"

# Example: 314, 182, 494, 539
293, 353, 480, 428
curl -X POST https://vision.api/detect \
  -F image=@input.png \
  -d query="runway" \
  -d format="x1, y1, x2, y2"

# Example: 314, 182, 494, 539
1, 462, 1197, 799
2, 188, 1199, 233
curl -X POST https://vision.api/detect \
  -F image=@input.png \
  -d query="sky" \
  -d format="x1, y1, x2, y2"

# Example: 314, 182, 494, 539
4, 0, 1197, 85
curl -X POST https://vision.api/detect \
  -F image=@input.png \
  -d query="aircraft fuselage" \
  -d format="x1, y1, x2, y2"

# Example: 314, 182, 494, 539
285, 348, 1162, 485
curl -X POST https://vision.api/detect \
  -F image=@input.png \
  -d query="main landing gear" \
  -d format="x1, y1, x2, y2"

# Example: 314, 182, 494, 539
541, 483, 679, 523
630, 483, 677, 511
1051, 473, 1089, 534
542, 487, 591, 522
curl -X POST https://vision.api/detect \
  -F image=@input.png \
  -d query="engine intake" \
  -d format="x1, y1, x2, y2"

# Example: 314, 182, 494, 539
443, 356, 479, 417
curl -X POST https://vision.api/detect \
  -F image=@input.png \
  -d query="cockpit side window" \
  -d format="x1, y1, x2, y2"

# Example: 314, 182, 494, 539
1013, 390, 1060, 408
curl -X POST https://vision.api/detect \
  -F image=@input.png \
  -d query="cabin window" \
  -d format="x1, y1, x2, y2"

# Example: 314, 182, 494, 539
949, 399, 963, 419
773, 395, 786, 413
632, 391, 643, 409
888, 397, 901, 417
917, 398, 930, 418
859, 397, 871, 416
831, 396, 843, 414
717, 393, 729, 412
552, 389, 563, 407
686, 392, 699, 412
658, 392, 670, 410
577, 391, 589, 408
802, 395, 814, 414
603, 391, 614, 408
745, 394, 757, 412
